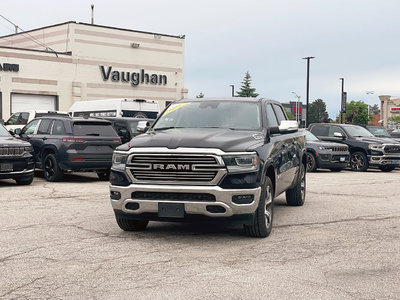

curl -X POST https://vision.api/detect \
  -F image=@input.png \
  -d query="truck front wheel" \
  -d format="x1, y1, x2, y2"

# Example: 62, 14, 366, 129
244, 177, 274, 238
116, 217, 149, 231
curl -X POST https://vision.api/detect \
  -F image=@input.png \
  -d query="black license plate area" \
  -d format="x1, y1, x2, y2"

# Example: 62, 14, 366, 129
0, 163, 13, 172
158, 203, 185, 218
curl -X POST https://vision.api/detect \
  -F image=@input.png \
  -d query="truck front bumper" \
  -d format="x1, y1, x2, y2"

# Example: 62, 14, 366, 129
110, 184, 261, 218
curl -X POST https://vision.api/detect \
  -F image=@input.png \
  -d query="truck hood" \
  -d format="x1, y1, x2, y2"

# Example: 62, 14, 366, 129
119, 128, 264, 152
354, 136, 400, 145
0, 136, 31, 147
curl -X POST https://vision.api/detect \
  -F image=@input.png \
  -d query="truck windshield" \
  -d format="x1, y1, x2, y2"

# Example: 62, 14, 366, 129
367, 127, 391, 137
153, 101, 261, 131
345, 125, 374, 137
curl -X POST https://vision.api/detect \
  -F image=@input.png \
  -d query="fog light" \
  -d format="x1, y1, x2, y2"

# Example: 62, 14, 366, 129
126, 202, 139, 210
110, 191, 121, 200
206, 205, 226, 213
232, 194, 254, 204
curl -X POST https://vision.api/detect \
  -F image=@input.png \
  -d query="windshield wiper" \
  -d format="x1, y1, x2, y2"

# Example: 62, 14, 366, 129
153, 126, 183, 131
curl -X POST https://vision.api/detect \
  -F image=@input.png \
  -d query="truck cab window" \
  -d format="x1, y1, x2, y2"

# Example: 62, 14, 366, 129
266, 104, 279, 127
272, 104, 287, 124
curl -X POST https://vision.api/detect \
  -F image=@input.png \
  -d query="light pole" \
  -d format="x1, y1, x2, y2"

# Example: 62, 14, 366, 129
291, 92, 301, 123
340, 78, 344, 124
366, 91, 375, 119
230, 85, 235, 97
303, 57, 315, 127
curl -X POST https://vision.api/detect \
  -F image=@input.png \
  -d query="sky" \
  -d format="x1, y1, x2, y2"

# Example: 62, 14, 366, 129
1, 0, 400, 118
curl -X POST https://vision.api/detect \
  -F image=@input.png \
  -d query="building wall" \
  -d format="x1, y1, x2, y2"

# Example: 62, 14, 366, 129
0, 22, 186, 120
379, 95, 400, 128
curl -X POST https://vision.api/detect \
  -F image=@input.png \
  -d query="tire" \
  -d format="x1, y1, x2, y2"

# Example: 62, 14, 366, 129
350, 151, 369, 172
379, 166, 396, 172
243, 177, 274, 238
329, 168, 342, 172
286, 163, 306, 206
15, 175, 34, 185
116, 217, 149, 231
43, 153, 63, 182
306, 152, 317, 172
97, 169, 110, 181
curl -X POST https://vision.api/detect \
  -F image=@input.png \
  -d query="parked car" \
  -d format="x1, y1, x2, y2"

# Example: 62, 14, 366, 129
15, 117, 121, 181
308, 123, 400, 172
304, 130, 349, 172
102, 117, 155, 144
363, 125, 400, 142
110, 97, 307, 238
0, 123, 35, 185
4, 111, 69, 132
388, 129, 400, 138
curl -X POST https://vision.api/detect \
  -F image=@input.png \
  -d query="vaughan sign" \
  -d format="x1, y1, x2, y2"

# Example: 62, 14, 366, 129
100, 66, 167, 87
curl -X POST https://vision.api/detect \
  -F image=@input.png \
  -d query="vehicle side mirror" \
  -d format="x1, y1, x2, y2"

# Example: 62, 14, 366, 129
137, 121, 150, 133
333, 132, 345, 139
14, 128, 22, 135
279, 120, 298, 133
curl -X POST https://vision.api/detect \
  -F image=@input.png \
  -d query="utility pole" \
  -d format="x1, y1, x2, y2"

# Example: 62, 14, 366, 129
230, 85, 234, 97
340, 78, 344, 124
303, 57, 315, 127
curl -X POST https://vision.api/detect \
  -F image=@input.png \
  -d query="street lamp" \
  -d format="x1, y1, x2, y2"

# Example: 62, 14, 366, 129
291, 92, 301, 123
230, 85, 235, 97
303, 56, 315, 127
366, 91, 375, 117
339, 78, 344, 124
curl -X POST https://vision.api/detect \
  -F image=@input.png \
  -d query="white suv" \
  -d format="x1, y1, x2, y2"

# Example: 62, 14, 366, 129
4, 111, 69, 132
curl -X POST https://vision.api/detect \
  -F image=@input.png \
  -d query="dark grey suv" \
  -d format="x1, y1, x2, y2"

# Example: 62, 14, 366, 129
304, 130, 349, 172
16, 117, 121, 181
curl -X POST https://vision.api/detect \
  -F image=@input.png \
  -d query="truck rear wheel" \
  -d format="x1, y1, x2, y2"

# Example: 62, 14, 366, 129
286, 163, 306, 206
244, 177, 274, 238
116, 217, 149, 231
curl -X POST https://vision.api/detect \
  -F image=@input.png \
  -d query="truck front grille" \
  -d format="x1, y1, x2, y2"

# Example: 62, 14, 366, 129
126, 154, 226, 185
384, 145, 400, 154
0, 147, 24, 156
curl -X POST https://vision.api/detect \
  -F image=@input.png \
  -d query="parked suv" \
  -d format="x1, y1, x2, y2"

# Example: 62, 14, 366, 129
110, 98, 307, 238
308, 123, 400, 172
16, 117, 121, 181
4, 111, 69, 132
304, 130, 349, 172
0, 123, 34, 185
102, 117, 155, 144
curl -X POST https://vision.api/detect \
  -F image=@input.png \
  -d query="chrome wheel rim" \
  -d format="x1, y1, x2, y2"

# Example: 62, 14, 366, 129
351, 154, 364, 170
264, 185, 272, 229
300, 164, 306, 200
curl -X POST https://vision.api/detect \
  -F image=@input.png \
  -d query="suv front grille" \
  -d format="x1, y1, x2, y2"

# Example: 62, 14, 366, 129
330, 146, 348, 152
126, 154, 226, 185
0, 147, 24, 157
384, 145, 400, 154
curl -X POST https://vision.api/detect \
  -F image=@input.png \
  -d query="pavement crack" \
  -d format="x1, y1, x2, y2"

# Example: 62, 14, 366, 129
0, 276, 46, 298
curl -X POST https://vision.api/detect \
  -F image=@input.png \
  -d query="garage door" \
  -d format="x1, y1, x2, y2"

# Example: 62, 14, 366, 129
11, 94, 57, 113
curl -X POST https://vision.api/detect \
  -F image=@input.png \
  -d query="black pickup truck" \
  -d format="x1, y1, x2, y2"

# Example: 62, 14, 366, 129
308, 123, 400, 172
109, 98, 307, 238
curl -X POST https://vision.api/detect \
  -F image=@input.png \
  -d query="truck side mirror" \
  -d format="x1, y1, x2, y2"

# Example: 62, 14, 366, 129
333, 132, 345, 139
279, 120, 298, 133
14, 128, 22, 135
137, 121, 150, 133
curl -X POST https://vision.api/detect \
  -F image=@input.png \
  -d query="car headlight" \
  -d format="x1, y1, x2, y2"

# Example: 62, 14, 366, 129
318, 146, 332, 151
223, 153, 259, 173
368, 144, 384, 151
112, 153, 128, 170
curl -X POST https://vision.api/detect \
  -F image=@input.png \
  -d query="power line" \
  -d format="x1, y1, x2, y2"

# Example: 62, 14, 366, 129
0, 14, 58, 57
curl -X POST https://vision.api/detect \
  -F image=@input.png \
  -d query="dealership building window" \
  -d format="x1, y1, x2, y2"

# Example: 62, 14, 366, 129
0, 21, 187, 120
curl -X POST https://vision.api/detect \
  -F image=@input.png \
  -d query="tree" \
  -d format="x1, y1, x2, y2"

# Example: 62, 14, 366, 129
344, 100, 370, 125
236, 71, 259, 97
196, 92, 204, 98
388, 116, 400, 125
370, 104, 380, 115
308, 99, 329, 124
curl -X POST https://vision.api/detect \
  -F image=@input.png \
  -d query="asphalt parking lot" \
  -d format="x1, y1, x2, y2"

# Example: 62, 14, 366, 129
1, 169, 399, 299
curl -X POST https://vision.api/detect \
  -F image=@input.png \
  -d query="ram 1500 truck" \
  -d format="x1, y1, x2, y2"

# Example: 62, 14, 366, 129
110, 98, 307, 237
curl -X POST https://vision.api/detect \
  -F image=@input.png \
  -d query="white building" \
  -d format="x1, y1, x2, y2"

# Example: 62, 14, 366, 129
0, 21, 187, 120
379, 95, 400, 128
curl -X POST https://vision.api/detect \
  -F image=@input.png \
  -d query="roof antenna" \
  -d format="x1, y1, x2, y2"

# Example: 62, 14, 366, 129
91, 4, 94, 24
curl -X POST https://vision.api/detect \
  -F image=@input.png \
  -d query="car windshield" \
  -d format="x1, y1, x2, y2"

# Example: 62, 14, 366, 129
153, 101, 261, 131
304, 130, 319, 141
367, 127, 391, 137
0, 124, 10, 137
345, 125, 375, 137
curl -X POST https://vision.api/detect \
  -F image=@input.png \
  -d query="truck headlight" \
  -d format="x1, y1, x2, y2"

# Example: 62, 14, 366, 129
223, 153, 259, 173
368, 144, 384, 151
113, 152, 128, 165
